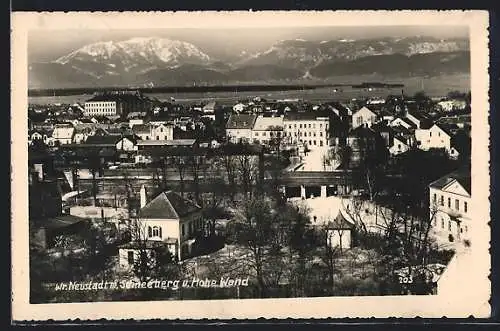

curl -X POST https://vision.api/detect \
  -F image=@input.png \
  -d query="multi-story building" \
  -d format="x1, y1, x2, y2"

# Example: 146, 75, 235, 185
283, 112, 329, 148
118, 187, 203, 266
429, 168, 471, 244
84, 91, 151, 118
251, 115, 284, 145
225, 113, 257, 144
84, 95, 124, 117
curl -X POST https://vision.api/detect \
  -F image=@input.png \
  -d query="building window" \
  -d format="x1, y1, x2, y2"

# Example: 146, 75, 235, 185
313, 140, 317, 145
127, 251, 134, 265
308, 124, 311, 128
148, 226, 152, 237
465, 225, 468, 232
430, 131, 432, 137
308, 132, 312, 137
455, 199, 459, 211
156, 136, 159, 140
320, 132, 323, 137
289, 125, 292, 129
320, 124, 323, 128
448, 197, 451, 208
255, 132, 259, 136
320, 141, 323, 147
299, 124, 302, 129
152, 226, 161, 238
433, 193, 436, 202
182, 224, 185, 236
441, 218, 444, 229
464, 201, 468, 213
440, 195, 444, 206
448, 221, 452, 232
313, 124, 316, 129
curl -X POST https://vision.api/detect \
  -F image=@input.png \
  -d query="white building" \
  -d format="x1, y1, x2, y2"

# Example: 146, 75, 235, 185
429, 169, 471, 244
118, 188, 203, 267
389, 135, 411, 156
415, 123, 460, 158
251, 115, 284, 145
283, 113, 329, 148
437, 99, 467, 112
131, 123, 173, 141
84, 97, 123, 117
52, 124, 75, 145
225, 113, 257, 144
351, 106, 378, 129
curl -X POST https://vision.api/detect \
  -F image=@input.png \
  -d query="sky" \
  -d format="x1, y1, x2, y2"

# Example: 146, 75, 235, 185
28, 25, 469, 63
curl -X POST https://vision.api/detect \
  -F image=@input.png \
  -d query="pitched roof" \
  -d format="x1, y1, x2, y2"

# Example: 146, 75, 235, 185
253, 116, 284, 131
138, 190, 201, 219
284, 111, 329, 121
136, 139, 196, 147
353, 106, 377, 117
435, 123, 460, 137
429, 167, 471, 195
84, 135, 121, 145
226, 114, 257, 129
132, 124, 152, 134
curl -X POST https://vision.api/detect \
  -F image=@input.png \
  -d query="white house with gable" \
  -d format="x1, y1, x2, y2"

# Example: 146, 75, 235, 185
429, 168, 471, 245
118, 187, 203, 268
352, 106, 378, 129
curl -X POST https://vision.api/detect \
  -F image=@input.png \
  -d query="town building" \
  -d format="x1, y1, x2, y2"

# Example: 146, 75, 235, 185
283, 112, 329, 148
251, 115, 284, 145
118, 187, 203, 267
52, 123, 75, 145
84, 91, 151, 118
225, 113, 257, 144
415, 123, 461, 158
351, 106, 378, 129
429, 167, 471, 244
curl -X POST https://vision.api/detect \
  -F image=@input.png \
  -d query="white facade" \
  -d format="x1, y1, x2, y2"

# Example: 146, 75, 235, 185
84, 101, 119, 117
129, 118, 144, 128
352, 106, 377, 129
251, 115, 284, 145
437, 100, 467, 112
429, 179, 471, 244
390, 117, 414, 130
327, 228, 352, 250
227, 128, 253, 143
52, 125, 74, 145
389, 136, 410, 156
415, 124, 458, 157
151, 123, 174, 141
283, 117, 329, 148
115, 137, 137, 151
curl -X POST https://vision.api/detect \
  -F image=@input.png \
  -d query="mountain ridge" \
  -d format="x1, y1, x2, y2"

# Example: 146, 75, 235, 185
28, 36, 470, 89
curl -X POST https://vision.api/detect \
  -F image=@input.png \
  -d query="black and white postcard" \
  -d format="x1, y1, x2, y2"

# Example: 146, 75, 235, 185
11, 10, 491, 320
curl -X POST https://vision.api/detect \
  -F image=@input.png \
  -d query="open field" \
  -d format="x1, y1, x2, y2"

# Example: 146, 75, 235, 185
28, 74, 470, 106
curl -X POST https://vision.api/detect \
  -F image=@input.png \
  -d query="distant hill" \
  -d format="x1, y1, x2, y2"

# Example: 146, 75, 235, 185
28, 36, 470, 89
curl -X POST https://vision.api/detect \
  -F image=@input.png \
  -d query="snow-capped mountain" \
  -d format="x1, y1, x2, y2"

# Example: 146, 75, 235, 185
28, 36, 470, 89
54, 37, 212, 77
238, 36, 469, 69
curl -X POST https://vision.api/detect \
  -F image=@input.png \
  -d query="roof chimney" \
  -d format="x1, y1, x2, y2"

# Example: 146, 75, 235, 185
140, 185, 148, 209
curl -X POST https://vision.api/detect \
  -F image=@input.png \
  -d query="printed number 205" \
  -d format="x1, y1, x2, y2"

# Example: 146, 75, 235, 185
399, 276, 413, 284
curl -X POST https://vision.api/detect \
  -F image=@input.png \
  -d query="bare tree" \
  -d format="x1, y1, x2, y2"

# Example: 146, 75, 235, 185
317, 224, 341, 292
235, 196, 274, 298
341, 197, 369, 235
170, 155, 188, 197
236, 154, 259, 199
222, 154, 237, 200
127, 218, 179, 283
